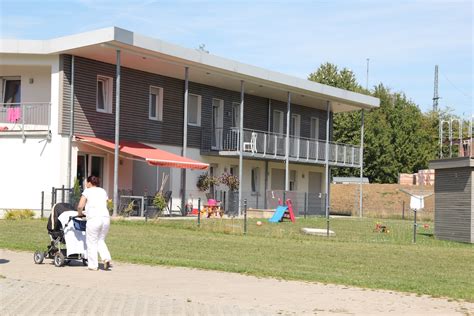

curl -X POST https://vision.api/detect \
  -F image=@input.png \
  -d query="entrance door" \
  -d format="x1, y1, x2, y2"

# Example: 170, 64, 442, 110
212, 98, 224, 150
308, 172, 323, 215
271, 168, 285, 190
308, 172, 322, 194
76, 154, 105, 190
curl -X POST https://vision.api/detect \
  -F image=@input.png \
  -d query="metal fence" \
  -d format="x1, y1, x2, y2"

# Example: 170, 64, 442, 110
0, 103, 51, 133
202, 127, 360, 167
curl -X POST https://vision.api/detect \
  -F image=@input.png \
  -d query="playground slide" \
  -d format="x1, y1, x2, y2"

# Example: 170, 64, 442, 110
269, 205, 288, 223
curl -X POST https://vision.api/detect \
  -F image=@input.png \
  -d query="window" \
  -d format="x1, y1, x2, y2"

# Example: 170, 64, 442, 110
232, 102, 240, 128
230, 165, 238, 176
2, 79, 21, 103
290, 114, 300, 137
251, 167, 260, 193
289, 170, 297, 191
310, 117, 320, 140
273, 110, 284, 134
187, 94, 201, 126
96, 76, 113, 113
149, 86, 163, 121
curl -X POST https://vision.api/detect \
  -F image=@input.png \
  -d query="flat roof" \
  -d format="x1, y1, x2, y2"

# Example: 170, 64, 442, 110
429, 157, 474, 169
0, 27, 380, 112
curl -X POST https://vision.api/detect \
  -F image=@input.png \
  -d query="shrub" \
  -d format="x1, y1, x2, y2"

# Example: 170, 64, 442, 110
153, 192, 167, 211
4, 209, 35, 220
107, 199, 114, 216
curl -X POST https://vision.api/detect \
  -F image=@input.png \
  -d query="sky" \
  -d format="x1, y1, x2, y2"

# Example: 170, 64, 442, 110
1, 0, 472, 116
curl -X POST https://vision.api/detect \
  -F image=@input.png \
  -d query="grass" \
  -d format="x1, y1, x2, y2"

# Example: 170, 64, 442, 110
0, 217, 473, 301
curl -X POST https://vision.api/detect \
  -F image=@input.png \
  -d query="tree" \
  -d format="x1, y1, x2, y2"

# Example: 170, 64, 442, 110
308, 63, 439, 183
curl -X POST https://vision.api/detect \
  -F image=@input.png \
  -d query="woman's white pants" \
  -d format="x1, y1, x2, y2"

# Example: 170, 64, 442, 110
86, 216, 111, 269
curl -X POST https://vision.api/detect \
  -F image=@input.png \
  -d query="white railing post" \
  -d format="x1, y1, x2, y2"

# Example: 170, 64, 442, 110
335, 144, 338, 164
352, 147, 355, 166
306, 140, 310, 161
21, 103, 25, 141
343, 146, 346, 165
296, 138, 300, 160
274, 135, 277, 158
263, 133, 267, 157
316, 140, 319, 161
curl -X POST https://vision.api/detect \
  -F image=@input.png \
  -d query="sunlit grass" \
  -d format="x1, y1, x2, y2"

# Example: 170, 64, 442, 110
0, 217, 472, 301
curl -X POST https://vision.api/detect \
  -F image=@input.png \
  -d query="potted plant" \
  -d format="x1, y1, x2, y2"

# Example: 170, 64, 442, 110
196, 173, 219, 198
219, 173, 239, 216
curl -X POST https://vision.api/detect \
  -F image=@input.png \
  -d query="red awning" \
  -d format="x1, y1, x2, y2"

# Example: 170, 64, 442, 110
76, 135, 209, 170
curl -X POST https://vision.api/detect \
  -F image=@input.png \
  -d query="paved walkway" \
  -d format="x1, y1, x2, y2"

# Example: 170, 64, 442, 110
1, 249, 472, 315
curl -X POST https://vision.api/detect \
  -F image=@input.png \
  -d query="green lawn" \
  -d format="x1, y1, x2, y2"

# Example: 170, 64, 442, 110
0, 217, 473, 301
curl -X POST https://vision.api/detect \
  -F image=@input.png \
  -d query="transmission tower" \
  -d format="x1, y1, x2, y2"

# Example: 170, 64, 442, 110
433, 65, 439, 111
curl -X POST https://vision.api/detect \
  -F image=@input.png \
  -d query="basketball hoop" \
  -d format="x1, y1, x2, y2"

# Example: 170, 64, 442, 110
400, 188, 434, 243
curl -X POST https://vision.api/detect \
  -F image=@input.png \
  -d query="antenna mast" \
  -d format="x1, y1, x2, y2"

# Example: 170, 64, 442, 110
433, 65, 439, 111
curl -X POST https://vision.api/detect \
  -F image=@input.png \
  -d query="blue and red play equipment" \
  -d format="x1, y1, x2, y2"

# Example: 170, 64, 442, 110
269, 199, 295, 223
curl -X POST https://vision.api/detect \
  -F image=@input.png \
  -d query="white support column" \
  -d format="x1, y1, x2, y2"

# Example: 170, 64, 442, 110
285, 92, 291, 191
113, 49, 121, 217
324, 101, 330, 220
359, 109, 365, 218
181, 67, 189, 212
67, 55, 75, 189
238, 80, 244, 216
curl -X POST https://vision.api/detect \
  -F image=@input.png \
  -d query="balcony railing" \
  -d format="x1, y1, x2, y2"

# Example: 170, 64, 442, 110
204, 127, 361, 167
0, 103, 51, 136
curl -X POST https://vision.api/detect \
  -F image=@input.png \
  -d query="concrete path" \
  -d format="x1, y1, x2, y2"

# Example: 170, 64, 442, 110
0, 249, 472, 315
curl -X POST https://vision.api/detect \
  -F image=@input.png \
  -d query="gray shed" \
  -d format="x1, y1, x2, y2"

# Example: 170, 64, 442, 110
429, 157, 474, 243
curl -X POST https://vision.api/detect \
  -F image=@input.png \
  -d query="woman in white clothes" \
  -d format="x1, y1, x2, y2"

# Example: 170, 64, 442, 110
77, 175, 112, 271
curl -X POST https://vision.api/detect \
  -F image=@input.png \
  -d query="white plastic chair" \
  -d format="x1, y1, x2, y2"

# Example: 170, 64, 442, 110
243, 132, 257, 153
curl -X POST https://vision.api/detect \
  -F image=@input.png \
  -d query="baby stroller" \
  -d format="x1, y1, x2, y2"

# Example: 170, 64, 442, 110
33, 203, 88, 267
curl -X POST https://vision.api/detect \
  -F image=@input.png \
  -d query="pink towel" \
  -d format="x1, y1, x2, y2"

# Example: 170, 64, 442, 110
7, 107, 21, 123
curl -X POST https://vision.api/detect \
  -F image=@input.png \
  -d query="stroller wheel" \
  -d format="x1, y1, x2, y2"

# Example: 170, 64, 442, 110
54, 252, 65, 267
82, 258, 88, 266
33, 250, 44, 264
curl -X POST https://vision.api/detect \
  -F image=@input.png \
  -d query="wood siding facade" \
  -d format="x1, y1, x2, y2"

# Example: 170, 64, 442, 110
434, 167, 473, 243
59, 55, 331, 150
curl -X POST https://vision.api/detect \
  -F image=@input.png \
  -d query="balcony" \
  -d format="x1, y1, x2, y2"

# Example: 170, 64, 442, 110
202, 127, 361, 168
0, 103, 51, 138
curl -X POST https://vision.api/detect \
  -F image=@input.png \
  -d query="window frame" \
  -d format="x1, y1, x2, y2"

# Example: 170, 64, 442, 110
2, 77, 21, 104
289, 170, 297, 191
251, 167, 260, 193
96, 75, 113, 114
187, 93, 202, 126
310, 117, 320, 140
149, 86, 164, 121
272, 110, 284, 134
231, 102, 240, 128
290, 114, 301, 137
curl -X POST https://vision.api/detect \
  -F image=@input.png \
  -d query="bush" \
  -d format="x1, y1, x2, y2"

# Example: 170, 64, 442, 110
107, 199, 114, 216
153, 192, 167, 211
4, 209, 35, 220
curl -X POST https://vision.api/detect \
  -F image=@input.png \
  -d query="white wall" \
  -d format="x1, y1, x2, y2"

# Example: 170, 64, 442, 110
0, 54, 69, 211
0, 135, 67, 210
0, 65, 51, 103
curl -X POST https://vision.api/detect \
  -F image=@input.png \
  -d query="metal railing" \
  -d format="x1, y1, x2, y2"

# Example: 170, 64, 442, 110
0, 102, 51, 134
205, 127, 361, 167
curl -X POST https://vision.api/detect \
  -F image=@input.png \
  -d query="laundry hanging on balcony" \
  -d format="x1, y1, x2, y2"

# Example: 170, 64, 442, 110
7, 107, 21, 123
75, 135, 209, 170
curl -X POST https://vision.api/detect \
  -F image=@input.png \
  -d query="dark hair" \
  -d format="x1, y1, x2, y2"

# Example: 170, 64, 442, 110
87, 175, 100, 187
